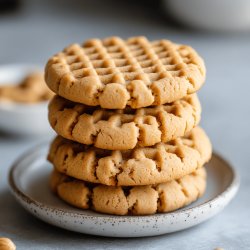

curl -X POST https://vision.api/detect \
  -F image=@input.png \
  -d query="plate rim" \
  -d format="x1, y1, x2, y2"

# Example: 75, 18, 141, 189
8, 143, 240, 221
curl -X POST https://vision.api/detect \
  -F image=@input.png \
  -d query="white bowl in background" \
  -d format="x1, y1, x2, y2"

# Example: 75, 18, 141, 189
163, 0, 250, 31
0, 64, 52, 136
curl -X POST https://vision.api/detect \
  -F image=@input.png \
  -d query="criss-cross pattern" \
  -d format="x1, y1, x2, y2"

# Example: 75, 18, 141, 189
45, 36, 205, 109
48, 127, 211, 186
48, 94, 201, 150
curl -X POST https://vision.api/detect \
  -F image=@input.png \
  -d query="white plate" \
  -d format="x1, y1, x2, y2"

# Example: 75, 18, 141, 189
9, 143, 239, 237
0, 64, 51, 135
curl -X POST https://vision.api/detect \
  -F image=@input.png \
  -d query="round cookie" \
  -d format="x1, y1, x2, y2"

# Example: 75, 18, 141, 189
48, 94, 201, 150
50, 167, 207, 215
48, 127, 212, 186
45, 36, 206, 109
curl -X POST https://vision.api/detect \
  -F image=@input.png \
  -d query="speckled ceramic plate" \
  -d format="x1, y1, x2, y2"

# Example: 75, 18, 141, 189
9, 143, 239, 237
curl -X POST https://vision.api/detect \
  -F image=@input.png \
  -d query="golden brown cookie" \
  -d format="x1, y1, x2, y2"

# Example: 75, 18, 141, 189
45, 36, 205, 109
48, 126, 212, 186
0, 72, 54, 103
48, 94, 201, 150
50, 167, 206, 215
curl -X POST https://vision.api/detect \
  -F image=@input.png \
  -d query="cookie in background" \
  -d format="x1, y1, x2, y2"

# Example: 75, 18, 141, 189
0, 64, 54, 135
0, 72, 53, 104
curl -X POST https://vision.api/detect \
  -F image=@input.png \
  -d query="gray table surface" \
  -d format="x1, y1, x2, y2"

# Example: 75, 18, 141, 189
0, 0, 250, 249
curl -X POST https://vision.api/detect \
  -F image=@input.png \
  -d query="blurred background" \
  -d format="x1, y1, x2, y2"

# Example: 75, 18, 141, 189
0, 0, 250, 249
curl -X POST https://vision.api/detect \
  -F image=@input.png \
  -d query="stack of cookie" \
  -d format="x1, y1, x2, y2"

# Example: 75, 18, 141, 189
45, 36, 212, 215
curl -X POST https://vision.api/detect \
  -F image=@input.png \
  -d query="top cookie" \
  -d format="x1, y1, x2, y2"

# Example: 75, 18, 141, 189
45, 36, 206, 109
